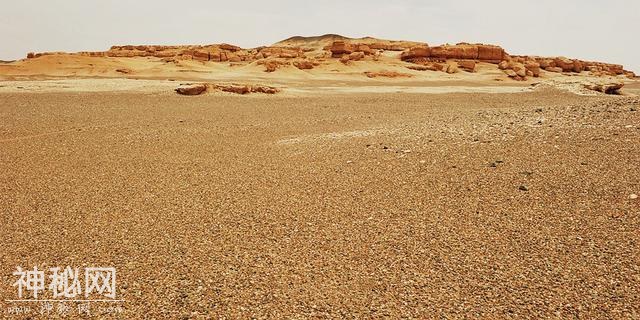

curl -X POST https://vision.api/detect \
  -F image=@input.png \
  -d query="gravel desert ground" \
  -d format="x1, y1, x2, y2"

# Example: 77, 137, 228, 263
1, 87, 639, 318
1, 21, 640, 318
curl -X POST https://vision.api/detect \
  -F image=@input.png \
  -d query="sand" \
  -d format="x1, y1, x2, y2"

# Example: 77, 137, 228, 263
1, 87, 639, 318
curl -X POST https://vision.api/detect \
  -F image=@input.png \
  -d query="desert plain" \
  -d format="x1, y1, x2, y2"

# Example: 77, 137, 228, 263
0, 35, 639, 319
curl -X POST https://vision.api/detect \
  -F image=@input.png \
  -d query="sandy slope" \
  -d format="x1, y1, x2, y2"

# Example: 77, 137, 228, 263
2, 52, 637, 99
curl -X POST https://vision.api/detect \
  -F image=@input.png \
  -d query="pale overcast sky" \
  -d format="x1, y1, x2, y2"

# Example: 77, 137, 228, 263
1, 0, 638, 72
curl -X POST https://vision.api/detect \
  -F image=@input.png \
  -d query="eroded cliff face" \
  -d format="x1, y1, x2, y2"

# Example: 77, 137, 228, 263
23, 34, 636, 79
395, 42, 631, 79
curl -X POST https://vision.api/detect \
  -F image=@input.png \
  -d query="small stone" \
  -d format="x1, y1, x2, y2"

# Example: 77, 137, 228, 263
630, 107, 637, 112
630, 194, 638, 200
519, 185, 529, 191
346, 160, 353, 164
419, 160, 426, 164
402, 149, 412, 154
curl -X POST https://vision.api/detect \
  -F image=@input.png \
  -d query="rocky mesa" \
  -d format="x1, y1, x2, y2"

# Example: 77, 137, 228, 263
17, 34, 637, 81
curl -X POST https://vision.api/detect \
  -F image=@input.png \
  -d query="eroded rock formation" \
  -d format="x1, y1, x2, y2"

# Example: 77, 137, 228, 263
23, 34, 635, 81
175, 83, 280, 95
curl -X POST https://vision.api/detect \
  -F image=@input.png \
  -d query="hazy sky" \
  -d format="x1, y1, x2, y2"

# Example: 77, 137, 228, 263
2, 0, 638, 72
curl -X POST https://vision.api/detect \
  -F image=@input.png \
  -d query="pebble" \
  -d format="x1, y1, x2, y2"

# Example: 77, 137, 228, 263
630, 194, 638, 200
519, 185, 529, 191
490, 161, 504, 167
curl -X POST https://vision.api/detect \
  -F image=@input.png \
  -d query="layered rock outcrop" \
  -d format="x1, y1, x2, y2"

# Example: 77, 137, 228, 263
400, 43, 506, 63
506, 56, 629, 79
329, 41, 377, 58
23, 34, 634, 81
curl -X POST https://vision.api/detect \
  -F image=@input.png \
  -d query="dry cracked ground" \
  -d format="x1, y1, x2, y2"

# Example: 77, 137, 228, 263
0, 89, 639, 319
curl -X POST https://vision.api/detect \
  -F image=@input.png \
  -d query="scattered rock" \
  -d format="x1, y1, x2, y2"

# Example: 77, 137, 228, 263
545, 67, 564, 73
512, 63, 527, 77
406, 62, 445, 72
630, 194, 638, 200
329, 41, 354, 56
213, 84, 280, 95
176, 83, 280, 95
175, 84, 208, 95
406, 65, 431, 71
504, 69, 518, 77
583, 81, 624, 95
554, 57, 575, 72
364, 71, 413, 78
525, 61, 541, 77
519, 185, 529, 191
250, 85, 280, 94
457, 60, 476, 72
215, 84, 251, 95
293, 59, 317, 70
446, 63, 459, 74
349, 51, 365, 61
257, 59, 290, 72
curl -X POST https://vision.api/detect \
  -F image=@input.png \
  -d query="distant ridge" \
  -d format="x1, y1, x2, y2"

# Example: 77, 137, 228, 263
7, 34, 635, 82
